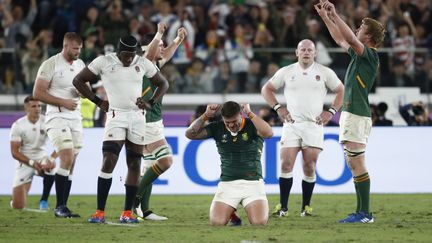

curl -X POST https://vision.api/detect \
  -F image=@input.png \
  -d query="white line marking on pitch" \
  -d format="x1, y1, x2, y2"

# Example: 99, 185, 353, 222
105, 221, 139, 227
23, 208, 48, 213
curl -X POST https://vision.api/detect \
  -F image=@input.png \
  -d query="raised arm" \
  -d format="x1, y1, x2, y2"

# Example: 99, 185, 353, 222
314, 2, 350, 51
144, 22, 167, 62
321, 0, 364, 55
185, 104, 220, 140
241, 104, 273, 138
159, 27, 187, 66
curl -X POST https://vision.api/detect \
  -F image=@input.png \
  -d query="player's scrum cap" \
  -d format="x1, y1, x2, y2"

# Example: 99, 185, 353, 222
118, 35, 138, 53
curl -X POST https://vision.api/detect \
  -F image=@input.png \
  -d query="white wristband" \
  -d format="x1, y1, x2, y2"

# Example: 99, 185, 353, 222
154, 32, 163, 41
328, 106, 337, 116
28, 159, 35, 166
273, 103, 282, 112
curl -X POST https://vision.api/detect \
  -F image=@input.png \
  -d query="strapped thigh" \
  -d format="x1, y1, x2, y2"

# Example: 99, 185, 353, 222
151, 145, 172, 160
343, 146, 365, 157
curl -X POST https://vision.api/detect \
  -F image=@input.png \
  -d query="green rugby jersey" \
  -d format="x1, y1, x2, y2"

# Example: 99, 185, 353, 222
141, 77, 162, 122
205, 118, 264, 181
342, 46, 379, 117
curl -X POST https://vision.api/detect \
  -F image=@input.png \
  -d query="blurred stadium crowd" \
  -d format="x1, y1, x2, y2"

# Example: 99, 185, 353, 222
0, 0, 431, 95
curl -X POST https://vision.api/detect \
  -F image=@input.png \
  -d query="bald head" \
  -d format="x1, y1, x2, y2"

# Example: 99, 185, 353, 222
296, 39, 316, 68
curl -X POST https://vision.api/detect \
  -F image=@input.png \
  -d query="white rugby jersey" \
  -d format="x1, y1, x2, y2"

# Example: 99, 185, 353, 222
36, 53, 86, 121
270, 62, 342, 122
10, 115, 48, 161
88, 53, 157, 111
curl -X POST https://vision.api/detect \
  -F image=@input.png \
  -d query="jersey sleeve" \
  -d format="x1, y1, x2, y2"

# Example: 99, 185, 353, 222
268, 67, 286, 90
87, 56, 106, 75
36, 58, 55, 82
323, 67, 342, 91
10, 122, 22, 142
142, 57, 158, 78
204, 121, 218, 138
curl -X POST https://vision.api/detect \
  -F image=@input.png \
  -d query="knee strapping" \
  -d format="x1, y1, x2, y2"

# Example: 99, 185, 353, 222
55, 138, 74, 151
151, 145, 172, 160
344, 147, 365, 157
102, 141, 122, 156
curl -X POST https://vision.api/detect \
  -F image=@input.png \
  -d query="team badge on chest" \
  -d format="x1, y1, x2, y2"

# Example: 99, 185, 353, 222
315, 75, 321, 81
135, 66, 140, 72
242, 133, 249, 141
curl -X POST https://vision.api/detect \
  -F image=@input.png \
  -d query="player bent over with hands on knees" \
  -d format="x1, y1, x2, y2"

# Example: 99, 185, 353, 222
10, 96, 57, 211
185, 101, 273, 226
261, 39, 344, 218
133, 22, 187, 221
315, 0, 385, 223
73, 35, 169, 224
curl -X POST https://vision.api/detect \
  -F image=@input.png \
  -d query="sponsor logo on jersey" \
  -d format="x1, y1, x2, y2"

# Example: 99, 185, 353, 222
242, 133, 249, 141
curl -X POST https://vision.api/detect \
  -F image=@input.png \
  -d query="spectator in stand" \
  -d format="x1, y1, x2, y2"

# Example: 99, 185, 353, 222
374, 102, 393, 126
183, 58, 213, 93
392, 13, 417, 78
399, 101, 432, 126
100, 0, 128, 46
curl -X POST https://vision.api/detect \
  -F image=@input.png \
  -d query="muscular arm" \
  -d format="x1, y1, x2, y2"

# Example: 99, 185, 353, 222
148, 71, 169, 102
185, 115, 209, 140
33, 78, 67, 107
250, 114, 273, 138
10, 141, 37, 167
261, 82, 279, 108
72, 67, 99, 101
331, 83, 344, 110
331, 12, 364, 55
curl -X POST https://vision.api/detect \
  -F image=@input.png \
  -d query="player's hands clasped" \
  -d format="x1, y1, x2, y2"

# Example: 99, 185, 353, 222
316, 110, 333, 125
205, 104, 221, 118
277, 106, 294, 123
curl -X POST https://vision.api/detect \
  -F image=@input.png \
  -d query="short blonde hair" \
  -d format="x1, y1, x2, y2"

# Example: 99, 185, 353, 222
363, 18, 385, 47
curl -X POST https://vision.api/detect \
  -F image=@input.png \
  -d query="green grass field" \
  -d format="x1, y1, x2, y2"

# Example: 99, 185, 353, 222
0, 194, 431, 243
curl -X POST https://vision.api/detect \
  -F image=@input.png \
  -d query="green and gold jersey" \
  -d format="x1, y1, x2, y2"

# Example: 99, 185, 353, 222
342, 46, 379, 117
205, 119, 264, 182
141, 77, 162, 123
141, 61, 162, 123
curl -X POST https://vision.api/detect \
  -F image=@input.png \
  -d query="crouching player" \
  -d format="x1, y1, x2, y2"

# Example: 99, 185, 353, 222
10, 95, 57, 210
185, 101, 273, 226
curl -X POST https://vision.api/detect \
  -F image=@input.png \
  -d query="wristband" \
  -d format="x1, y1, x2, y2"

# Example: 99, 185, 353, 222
273, 103, 282, 112
173, 36, 182, 45
328, 106, 338, 116
154, 32, 163, 41
202, 113, 209, 121
28, 159, 35, 166
91, 95, 103, 106
247, 112, 255, 119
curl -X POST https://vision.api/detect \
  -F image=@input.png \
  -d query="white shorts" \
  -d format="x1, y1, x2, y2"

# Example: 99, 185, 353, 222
13, 162, 36, 188
280, 122, 324, 149
46, 117, 83, 152
339, 111, 372, 144
212, 179, 268, 208
144, 120, 165, 145
104, 109, 147, 145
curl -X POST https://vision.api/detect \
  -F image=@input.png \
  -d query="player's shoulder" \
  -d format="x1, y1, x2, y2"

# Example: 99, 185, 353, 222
40, 53, 59, 67
11, 116, 28, 128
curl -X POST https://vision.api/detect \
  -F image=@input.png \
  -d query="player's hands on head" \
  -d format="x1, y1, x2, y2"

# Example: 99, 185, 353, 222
157, 22, 167, 34
205, 104, 221, 118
